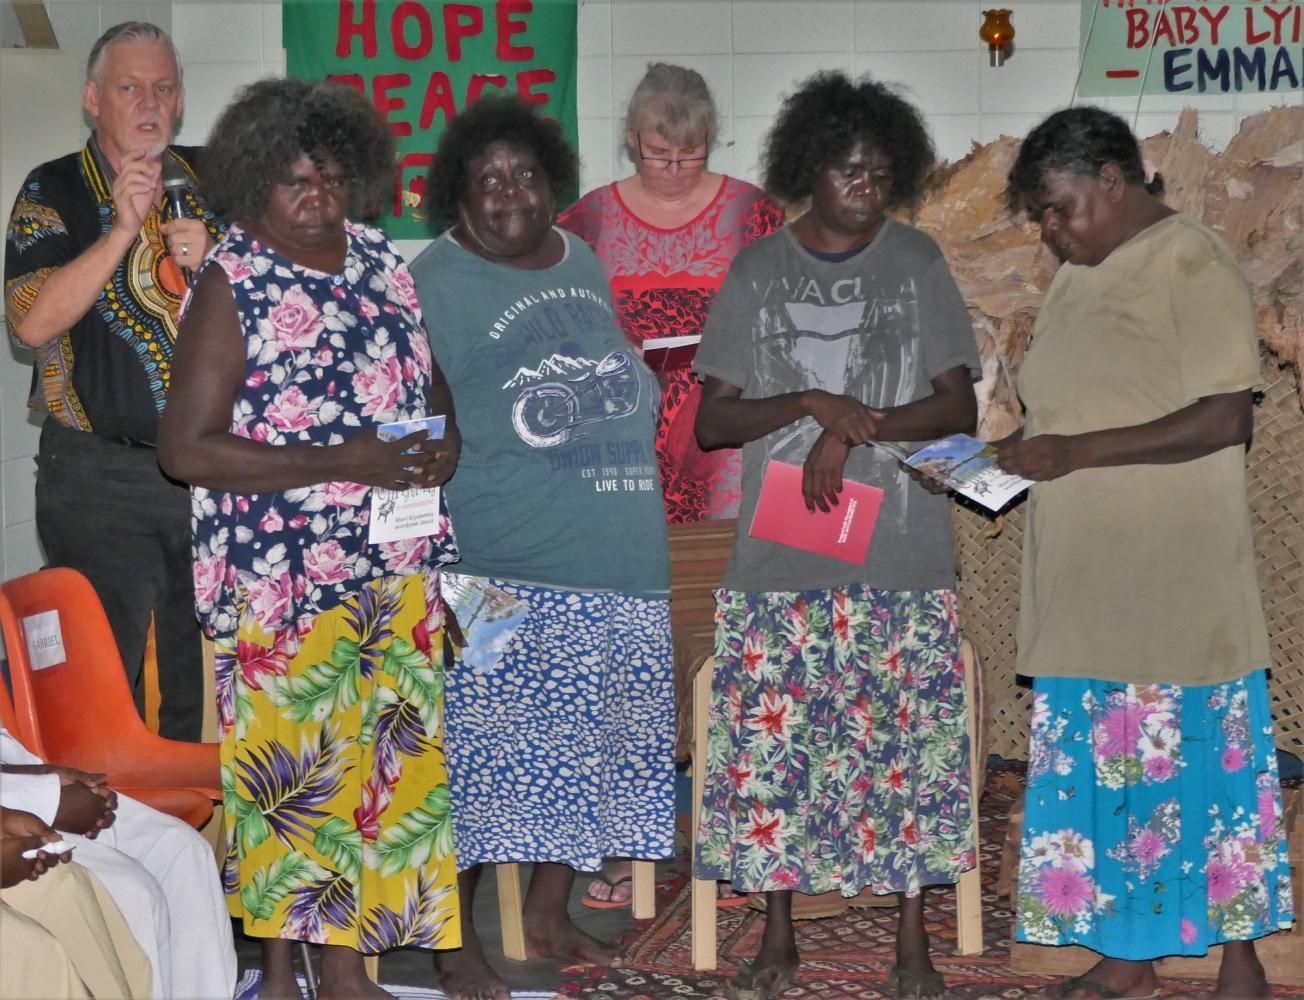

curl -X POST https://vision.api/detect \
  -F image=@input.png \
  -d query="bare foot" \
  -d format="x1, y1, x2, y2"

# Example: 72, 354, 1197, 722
726, 945, 800, 1000
318, 945, 391, 1000
727, 905, 799, 1000
258, 939, 301, 1000
524, 918, 623, 968
894, 892, 949, 998
258, 968, 303, 1000
1054, 957, 1160, 999
317, 978, 391, 1000
1213, 941, 1271, 1000
434, 940, 510, 1000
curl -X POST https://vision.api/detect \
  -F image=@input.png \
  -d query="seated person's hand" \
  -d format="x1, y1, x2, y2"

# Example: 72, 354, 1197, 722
52, 780, 117, 838
0, 808, 71, 887
0, 764, 106, 787
51, 765, 108, 788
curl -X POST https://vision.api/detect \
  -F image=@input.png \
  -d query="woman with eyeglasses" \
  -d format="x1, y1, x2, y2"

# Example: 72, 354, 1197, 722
560, 62, 783, 528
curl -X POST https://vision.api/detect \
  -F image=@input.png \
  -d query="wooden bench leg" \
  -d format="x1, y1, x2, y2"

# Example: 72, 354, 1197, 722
631, 859, 656, 919
363, 954, 380, 983
955, 639, 985, 956
691, 656, 717, 971
497, 863, 528, 961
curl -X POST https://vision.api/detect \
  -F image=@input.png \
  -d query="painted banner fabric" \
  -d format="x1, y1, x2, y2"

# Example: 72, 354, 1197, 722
283, 0, 579, 239
1079, 0, 1303, 97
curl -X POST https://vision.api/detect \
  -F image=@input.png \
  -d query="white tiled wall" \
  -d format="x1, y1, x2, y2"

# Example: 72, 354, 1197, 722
2, 0, 1300, 579
574, 0, 1301, 192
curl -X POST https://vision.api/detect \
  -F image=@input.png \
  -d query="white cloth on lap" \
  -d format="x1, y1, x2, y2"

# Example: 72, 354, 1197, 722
0, 729, 236, 999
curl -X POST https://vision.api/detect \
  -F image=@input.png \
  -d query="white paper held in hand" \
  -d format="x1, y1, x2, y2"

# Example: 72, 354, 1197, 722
22, 839, 75, 859
875, 433, 1033, 512
369, 415, 447, 545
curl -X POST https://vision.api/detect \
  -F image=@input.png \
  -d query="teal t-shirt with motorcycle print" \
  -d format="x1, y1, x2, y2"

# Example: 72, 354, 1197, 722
411, 228, 670, 597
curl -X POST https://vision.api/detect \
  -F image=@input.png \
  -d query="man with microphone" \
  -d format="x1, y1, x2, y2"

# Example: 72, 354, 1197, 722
4, 22, 223, 740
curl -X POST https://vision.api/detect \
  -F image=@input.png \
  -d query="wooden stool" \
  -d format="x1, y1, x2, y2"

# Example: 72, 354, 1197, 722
689, 638, 986, 971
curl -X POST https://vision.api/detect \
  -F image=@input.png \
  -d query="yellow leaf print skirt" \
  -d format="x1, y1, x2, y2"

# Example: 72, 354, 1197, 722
214, 571, 460, 952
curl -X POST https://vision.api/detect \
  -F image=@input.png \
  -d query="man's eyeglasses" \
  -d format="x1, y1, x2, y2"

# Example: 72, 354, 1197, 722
637, 135, 708, 171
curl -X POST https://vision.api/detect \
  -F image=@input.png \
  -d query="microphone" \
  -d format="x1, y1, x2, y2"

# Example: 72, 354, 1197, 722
162, 161, 193, 286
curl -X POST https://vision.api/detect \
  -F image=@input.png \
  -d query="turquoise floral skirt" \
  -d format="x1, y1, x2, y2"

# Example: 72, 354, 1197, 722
695, 586, 975, 897
1015, 670, 1295, 960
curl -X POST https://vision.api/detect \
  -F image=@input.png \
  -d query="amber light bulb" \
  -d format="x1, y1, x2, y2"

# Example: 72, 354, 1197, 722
980, 9, 1015, 67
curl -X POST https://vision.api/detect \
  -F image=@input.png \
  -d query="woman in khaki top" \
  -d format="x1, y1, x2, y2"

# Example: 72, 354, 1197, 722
997, 107, 1292, 1000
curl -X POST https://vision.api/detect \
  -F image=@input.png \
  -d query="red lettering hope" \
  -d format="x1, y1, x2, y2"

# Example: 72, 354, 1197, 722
336, 0, 535, 62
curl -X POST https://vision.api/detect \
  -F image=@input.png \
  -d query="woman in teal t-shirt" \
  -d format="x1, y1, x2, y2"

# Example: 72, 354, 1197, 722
410, 96, 675, 999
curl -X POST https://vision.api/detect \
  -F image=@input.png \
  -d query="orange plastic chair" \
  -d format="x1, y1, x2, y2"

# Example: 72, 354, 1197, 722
0, 568, 219, 799
1, 666, 214, 829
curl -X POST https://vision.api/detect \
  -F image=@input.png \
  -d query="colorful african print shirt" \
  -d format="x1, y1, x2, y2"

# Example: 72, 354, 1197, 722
559, 177, 783, 522
4, 141, 224, 443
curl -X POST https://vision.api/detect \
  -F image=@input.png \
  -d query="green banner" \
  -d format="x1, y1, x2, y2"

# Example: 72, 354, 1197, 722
283, 0, 579, 239
1078, 1, 1303, 98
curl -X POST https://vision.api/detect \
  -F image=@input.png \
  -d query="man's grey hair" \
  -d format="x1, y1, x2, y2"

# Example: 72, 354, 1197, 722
86, 21, 183, 84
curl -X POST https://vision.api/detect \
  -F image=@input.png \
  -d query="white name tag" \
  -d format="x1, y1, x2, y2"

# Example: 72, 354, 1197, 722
22, 610, 66, 670
369, 486, 442, 545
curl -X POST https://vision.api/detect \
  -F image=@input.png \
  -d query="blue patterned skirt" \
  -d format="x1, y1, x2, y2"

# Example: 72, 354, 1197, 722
443, 578, 676, 872
1015, 670, 1295, 960
695, 586, 975, 897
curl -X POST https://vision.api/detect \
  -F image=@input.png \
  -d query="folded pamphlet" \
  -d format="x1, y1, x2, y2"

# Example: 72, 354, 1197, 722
440, 572, 530, 675
878, 433, 1031, 512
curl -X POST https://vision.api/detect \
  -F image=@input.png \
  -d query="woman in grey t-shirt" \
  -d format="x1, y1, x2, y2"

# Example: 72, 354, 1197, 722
692, 72, 980, 1000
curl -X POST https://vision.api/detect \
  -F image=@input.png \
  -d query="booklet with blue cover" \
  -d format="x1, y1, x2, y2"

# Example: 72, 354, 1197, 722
368, 415, 447, 544
877, 433, 1032, 512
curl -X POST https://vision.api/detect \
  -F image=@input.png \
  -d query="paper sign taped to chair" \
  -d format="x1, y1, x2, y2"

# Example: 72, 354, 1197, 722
22, 610, 66, 670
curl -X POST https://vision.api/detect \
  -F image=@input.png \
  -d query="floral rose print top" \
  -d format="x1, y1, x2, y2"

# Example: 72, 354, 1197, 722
188, 221, 458, 638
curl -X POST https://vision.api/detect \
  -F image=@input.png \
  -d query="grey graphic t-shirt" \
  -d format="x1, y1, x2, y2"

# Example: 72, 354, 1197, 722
411, 229, 670, 596
694, 222, 980, 593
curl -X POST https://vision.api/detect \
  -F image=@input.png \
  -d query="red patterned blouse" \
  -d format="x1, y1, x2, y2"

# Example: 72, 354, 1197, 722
559, 176, 784, 523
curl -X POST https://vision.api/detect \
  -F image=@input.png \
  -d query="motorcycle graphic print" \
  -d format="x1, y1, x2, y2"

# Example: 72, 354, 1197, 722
504, 351, 643, 449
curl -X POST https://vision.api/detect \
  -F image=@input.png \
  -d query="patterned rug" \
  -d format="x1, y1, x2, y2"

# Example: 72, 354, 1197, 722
234, 970, 561, 1000
558, 771, 1303, 1000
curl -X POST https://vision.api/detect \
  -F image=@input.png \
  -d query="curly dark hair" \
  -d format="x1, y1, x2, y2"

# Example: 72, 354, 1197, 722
762, 71, 935, 211
200, 78, 396, 224
1006, 106, 1161, 215
426, 95, 579, 231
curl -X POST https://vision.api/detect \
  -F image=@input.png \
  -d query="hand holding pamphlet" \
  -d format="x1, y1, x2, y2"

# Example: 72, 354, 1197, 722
878, 433, 1032, 512
368, 415, 447, 544
748, 460, 884, 564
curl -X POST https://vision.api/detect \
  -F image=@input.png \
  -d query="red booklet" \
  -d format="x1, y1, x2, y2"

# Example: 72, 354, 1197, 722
641, 334, 700, 373
748, 460, 884, 565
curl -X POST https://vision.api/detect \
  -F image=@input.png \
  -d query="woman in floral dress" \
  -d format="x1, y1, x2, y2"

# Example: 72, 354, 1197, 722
159, 80, 461, 999
693, 72, 979, 1000
998, 107, 1293, 1000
